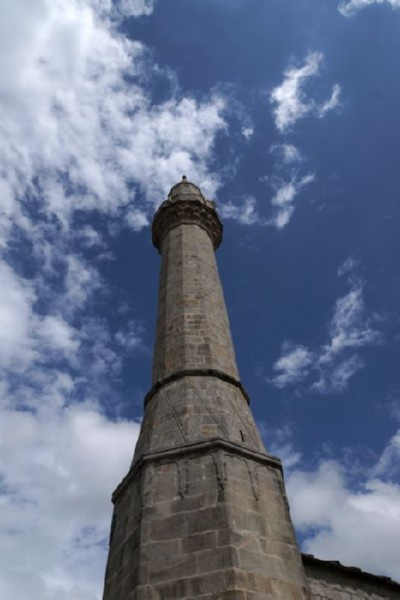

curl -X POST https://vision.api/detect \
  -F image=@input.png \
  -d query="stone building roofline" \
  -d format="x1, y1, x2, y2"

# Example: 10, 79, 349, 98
302, 553, 400, 591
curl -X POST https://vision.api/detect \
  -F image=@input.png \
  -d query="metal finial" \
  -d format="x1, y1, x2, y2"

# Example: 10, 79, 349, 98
182, 175, 187, 181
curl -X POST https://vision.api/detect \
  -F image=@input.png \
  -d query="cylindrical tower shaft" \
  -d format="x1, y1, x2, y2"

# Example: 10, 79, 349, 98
151, 178, 239, 383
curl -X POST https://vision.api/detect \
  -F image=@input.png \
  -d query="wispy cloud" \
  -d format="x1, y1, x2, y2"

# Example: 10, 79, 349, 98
373, 430, 400, 479
271, 143, 303, 165
220, 172, 315, 229
339, 0, 400, 17
270, 173, 315, 229
270, 52, 341, 132
262, 425, 303, 469
270, 259, 382, 393
225, 51, 341, 230
271, 343, 314, 388
318, 83, 342, 118
219, 196, 260, 225
241, 126, 254, 139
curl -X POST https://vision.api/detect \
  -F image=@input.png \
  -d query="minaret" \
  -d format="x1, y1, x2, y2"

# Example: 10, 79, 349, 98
103, 178, 311, 599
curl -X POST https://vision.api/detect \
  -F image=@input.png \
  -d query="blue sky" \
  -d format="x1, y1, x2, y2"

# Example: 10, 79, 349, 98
0, 0, 400, 598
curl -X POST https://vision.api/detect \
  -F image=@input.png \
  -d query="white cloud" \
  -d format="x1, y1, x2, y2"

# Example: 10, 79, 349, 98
62, 255, 101, 314
337, 255, 360, 278
319, 286, 381, 361
270, 173, 315, 229
38, 315, 81, 356
0, 260, 36, 368
77, 226, 105, 249
288, 461, 348, 527
219, 196, 261, 225
271, 143, 303, 165
125, 209, 149, 231
287, 458, 400, 580
267, 424, 400, 580
271, 343, 314, 388
0, 397, 140, 600
0, 0, 226, 246
241, 126, 254, 139
318, 83, 342, 118
117, 0, 155, 17
339, 0, 400, 17
270, 52, 322, 132
270, 264, 382, 393
115, 320, 144, 351
220, 173, 314, 230
270, 52, 341, 132
0, 252, 144, 598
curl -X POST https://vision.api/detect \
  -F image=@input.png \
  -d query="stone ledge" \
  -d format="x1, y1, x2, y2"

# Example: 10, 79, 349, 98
112, 438, 283, 504
145, 368, 250, 407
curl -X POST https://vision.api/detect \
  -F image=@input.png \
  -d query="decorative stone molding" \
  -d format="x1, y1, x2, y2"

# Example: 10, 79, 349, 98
112, 437, 284, 503
144, 368, 250, 406
152, 199, 223, 252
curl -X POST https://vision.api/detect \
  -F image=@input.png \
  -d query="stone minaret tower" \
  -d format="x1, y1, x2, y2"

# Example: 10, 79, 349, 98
103, 178, 311, 599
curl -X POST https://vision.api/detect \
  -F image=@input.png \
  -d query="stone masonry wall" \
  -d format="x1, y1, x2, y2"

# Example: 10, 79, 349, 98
104, 446, 311, 600
152, 223, 239, 383
133, 376, 265, 464
304, 562, 400, 599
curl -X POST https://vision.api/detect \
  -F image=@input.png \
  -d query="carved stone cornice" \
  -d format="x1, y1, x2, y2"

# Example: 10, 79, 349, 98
112, 438, 283, 503
152, 198, 223, 253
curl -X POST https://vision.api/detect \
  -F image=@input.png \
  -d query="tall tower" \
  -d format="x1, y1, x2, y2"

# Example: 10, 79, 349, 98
103, 178, 311, 599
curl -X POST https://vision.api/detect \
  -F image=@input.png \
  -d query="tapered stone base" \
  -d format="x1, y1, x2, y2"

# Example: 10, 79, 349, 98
103, 440, 311, 600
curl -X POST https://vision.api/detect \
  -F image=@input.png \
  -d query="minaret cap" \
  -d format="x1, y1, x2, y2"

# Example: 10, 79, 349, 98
168, 175, 207, 204
152, 176, 222, 252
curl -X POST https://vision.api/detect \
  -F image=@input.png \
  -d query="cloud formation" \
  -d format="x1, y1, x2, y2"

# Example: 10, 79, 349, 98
219, 196, 260, 225
271, 143, 303, 165
0, 0, 225, 247
0, 398, 140, 600
339, 0, 400, 16
287, 457, 400, 580
266, 424, 400, 581
0, 0, 226, 597
270, 261, 381, 392
270, 52, 341, 132
271, 343, 314, 388
220, 172, 315, 230
0, 250, 143, 598
270, 173, 315, 229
